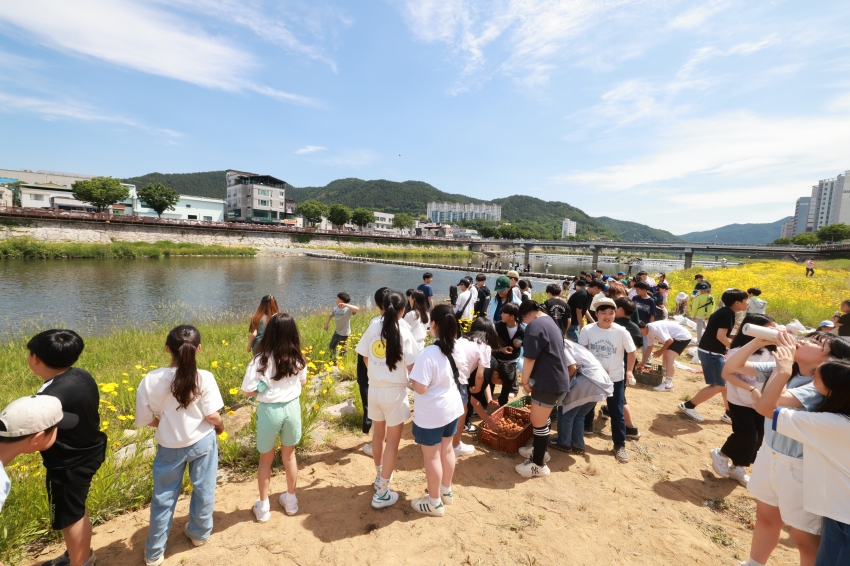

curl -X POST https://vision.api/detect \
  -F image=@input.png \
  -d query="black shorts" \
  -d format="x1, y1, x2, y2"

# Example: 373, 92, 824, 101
46, 452, 104, 530
470, 366, 493, 406
668, 338, 692, 355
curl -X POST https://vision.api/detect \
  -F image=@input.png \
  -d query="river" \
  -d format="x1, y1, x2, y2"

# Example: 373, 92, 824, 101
1, 254, 685, 334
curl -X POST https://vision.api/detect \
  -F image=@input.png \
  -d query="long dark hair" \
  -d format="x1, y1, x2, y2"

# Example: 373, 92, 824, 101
815, 360, 850, 417
729, 313, 776, 354
256, 313, 307, 380
786, 331, 850, 378
465, 317, 501, 349
166, 325, 201, 410
382, 291, 407, 371
250, 295, 280, 333
430, 304, 456, 358
410, 290, 429, 324
374, 287, 390, 310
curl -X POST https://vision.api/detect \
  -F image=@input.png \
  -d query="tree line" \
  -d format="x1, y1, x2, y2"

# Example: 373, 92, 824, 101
774, 223, 850, 245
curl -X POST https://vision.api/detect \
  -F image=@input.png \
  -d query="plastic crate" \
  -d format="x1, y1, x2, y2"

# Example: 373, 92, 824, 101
507, 395, 557, 421
477, 406, 532, 454
636, 364, 664, 387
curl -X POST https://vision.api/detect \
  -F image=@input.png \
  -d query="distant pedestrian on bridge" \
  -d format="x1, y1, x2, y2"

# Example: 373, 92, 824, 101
805, 258, 815, 277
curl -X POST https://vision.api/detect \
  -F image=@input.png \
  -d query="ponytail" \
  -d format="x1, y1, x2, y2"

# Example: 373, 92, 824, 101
430, 304, 456, 358
411, 290, 429, 324
165, 325, 202, 410
382, 291, 406, 371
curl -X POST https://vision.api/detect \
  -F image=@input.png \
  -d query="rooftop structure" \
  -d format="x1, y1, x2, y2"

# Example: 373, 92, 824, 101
225, 169, 296, 224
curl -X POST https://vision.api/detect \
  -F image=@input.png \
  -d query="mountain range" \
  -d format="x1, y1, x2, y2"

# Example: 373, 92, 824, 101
121, 171, 779, 243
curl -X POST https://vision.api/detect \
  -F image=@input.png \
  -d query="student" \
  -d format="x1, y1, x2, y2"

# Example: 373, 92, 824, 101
692, 274, 710, 294
324, 292, 359, 359
446, 285, 458, 307
805, 258, 815, 277
487, 275, 521, 321
409, 305, 466, 516
450, 319, 495, 455
612, 297, 643, 440
518, 280, 532, 301
587, 280, 609, 317
617, 271, 628, 285
769, 360, 850, 565
404, 288, 415, 315
579, 298, 637, 463
136, 325, 225, 566
506, 270, 523, 303
0, 395, 78, 513
360, 287, 391, 457
454, 279, 476, 321
248, 295, 280, 354
830, 300, 850, 342
653, 282, 670, 320
543, 283, 570, 338
513, 301, 573, 476
726, 331, 850, 566
462, 318, 501, 433
632, 281, 656, 363
28, 329, 105, 566
565, 279, 589, 342
355, 291, 421, 509
491, 303, 524, 406
637, 319, 693, 392
746, 288, 767, 315
678, 289, 749, 423
404, 290, 430, 350
418, 272, 435, 309
473, 274, 491, 318
241, 313, 308, 522
688, 281, 715, 341
711, 314, 776, 487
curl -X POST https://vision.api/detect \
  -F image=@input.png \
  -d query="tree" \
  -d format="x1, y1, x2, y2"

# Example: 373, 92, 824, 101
72, 176, 129, 212
327, 204, 352, 229
351, 207, 376, 230
137, 182, 180, 219
392, 213, 414, 232
816, 223, 850, 244
773, 237, 793, 245
792, 232, 820, 246
297, 199, 328, 227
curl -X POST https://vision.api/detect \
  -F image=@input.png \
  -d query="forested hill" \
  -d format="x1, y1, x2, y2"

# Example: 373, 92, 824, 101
678, 217, 792, 244
595, 217, 683, 242
122, 171, 226, 198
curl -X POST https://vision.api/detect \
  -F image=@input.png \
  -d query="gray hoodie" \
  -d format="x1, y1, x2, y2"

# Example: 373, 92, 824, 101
747, 297, 768, 315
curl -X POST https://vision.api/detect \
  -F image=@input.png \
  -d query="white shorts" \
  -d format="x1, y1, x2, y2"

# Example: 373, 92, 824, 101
748, 445, 823, 535
368, 385, 411, 427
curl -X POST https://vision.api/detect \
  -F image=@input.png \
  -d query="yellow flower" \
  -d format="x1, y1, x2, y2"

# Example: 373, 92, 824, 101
337, 364, 345, 371
122, 380, 129, 384
122, 373, 129, 377
118, 416, 127, 421
225, 362, 231, 368
113, 441, 121, 447
229, 387, 239, 395
322, 389, 327, 394
135, 365, 143, 369
227, 410, 236, 416
211, 361, 219, 369
319, 350, 325, 355
108, 406, 117, 412
110, 391, 118, 396
127, 387, 134, 392
149, 365, 157, 369
221, 339, 227, 345
218, 431, 228, 440
313, 404, 319, 410
102, 421, 109, 427
307, 362, 317, 370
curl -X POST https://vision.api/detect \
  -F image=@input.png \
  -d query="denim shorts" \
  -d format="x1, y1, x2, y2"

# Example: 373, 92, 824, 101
412, 418, 459, 446
698, 350, 726, 386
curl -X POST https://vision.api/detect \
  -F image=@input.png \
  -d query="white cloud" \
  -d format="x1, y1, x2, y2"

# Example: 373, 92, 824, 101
294, 145, 327, 155
668, 0, 730, 30
0, 0, 317, 105
678, 35, 780, 78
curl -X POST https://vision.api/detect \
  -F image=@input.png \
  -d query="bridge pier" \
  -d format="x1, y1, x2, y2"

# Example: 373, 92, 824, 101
589, 245, 599, 271
522, 244, 532, 267
684, 248, 693, 269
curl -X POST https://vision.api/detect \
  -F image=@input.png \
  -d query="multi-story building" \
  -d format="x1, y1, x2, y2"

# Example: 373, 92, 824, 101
366, 212, 397, 234
127, 186, 224, 221
561, 218, 577, 238
806, 171, 849, 232
0, 167, 93, 187
225, 169, 296, 224
0, 185, 14, 207
426, 202, 501, 223
19, 182, 100, 211
780, 219, 795, 239
793, 197, 811, 235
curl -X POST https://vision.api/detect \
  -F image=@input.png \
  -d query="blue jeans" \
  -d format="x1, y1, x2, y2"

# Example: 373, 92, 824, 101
146, 432, 218, 562
566, 324, 579, 343
816, 517, 850, 566
606, 380, 626, 449
557, 402, 596, 450
697, 350, 726, 386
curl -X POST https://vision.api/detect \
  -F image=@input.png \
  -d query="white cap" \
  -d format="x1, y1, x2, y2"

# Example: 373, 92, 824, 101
0, 395, 78, 438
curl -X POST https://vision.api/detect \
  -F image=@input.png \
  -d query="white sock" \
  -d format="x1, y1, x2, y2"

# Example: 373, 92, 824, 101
745, 559, 765, 566
258, 498, 270, 509
440, 484, 452, 495
285, 491, 296, 501
377, 476, 390, 495
375, 464, 382, 475
429, 496, 442, 507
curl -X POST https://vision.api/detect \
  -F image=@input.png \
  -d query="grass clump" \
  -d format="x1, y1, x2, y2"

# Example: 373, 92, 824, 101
338, 246, 477, 260
0, 237, 257, 260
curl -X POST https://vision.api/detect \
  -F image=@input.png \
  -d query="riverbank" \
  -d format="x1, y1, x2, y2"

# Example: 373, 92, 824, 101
0, 237, 257, 259
335, 246, 477, 259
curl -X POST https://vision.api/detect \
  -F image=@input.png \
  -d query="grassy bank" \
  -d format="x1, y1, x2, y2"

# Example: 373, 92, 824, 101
336, 246, 477, 260
665, 260, 850, 327
0, 310, 372, 563
0, 237, 257, 259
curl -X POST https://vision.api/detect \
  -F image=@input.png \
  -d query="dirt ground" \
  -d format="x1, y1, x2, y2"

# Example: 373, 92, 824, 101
27, 359, 802, 566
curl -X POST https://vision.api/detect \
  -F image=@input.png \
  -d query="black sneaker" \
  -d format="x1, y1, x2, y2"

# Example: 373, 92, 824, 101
599, 405, 610, 420
569, 446, 585, 456
625, 426, 641, 440
583, 427, 593, 437
463, 422, 478, 433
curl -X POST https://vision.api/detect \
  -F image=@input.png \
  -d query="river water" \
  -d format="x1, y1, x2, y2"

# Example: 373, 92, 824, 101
1, 254, 684, 334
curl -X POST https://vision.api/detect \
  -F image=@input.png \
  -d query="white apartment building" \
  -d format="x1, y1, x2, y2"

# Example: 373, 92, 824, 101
225, 169, 296, 224
426, 202, 501, 223
806, 171, 850, 231
561, 218, 577, 238
780, 219, 795, 239
793, 197, 811, 235
0, 167, 93, 187
366, 212, 397, 234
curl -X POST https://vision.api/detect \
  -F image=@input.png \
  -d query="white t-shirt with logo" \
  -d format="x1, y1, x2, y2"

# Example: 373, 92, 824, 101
409, 345, 465, 429
355, 317, 421, 387
578, 323, 636, 382
645, 320, 692, 346
241, 355, 307, 404
455, 289, 475, 320
452, 337, 491, 385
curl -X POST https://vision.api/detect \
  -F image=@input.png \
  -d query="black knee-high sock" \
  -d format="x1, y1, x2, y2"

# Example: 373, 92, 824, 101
532, 419, 550, 466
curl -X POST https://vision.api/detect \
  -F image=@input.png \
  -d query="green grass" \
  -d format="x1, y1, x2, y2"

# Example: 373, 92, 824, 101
337, 246, 476, 259
0, 237, 257, 259
0, 308, 373, 563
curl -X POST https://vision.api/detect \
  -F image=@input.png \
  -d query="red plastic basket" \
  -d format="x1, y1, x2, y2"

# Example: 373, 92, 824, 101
477, 405, 532, 454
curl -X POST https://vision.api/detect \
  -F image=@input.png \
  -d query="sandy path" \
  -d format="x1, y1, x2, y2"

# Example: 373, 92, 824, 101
28, 363, 801, 566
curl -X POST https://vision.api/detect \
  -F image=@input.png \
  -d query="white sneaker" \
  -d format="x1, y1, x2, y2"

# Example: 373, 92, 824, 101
252, 499, 270, 523
145, 554, 164, 566
440, 488, 454, 505
453, 442, 475, 457
372, 489, 399, 509
362, 443, 373, 457
721, 413, 733, 425
374, 472, 392, 491
411, 494, 445, 516
728, 466, 750, 487
517, 445, 551, 462
183, 523, 206, 546
279, 493, 298, 516
653, 381, 674, 392
515, 458, 551, 478
677, 402, 705, 422
710, 448, 730, 478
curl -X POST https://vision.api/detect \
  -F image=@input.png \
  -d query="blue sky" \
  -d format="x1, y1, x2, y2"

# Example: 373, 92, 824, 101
1, 0, 849, 234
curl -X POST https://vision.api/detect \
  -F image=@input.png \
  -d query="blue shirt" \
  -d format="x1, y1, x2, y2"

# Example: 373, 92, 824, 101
755, 362, 823, 459
417, 283, 433, 305
632, 295, 656, 324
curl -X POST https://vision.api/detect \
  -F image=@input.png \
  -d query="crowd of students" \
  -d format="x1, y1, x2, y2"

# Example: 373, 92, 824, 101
1, 267, 849, 566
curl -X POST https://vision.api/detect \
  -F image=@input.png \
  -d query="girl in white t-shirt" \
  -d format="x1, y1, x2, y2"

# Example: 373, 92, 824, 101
240, 313, 307, 522
355, 291, 420, 510
404, 290, 430, 350
714, 314, 775, 487
135, 325, 225, 564
409, 305, 465, 517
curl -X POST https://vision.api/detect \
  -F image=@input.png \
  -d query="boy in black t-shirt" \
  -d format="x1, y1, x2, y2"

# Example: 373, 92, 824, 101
678, 289, 749, 423
473, 273, 491, 318
492, 303, 524, 406
543, 283, 570, 337
28, 329, 104, 566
